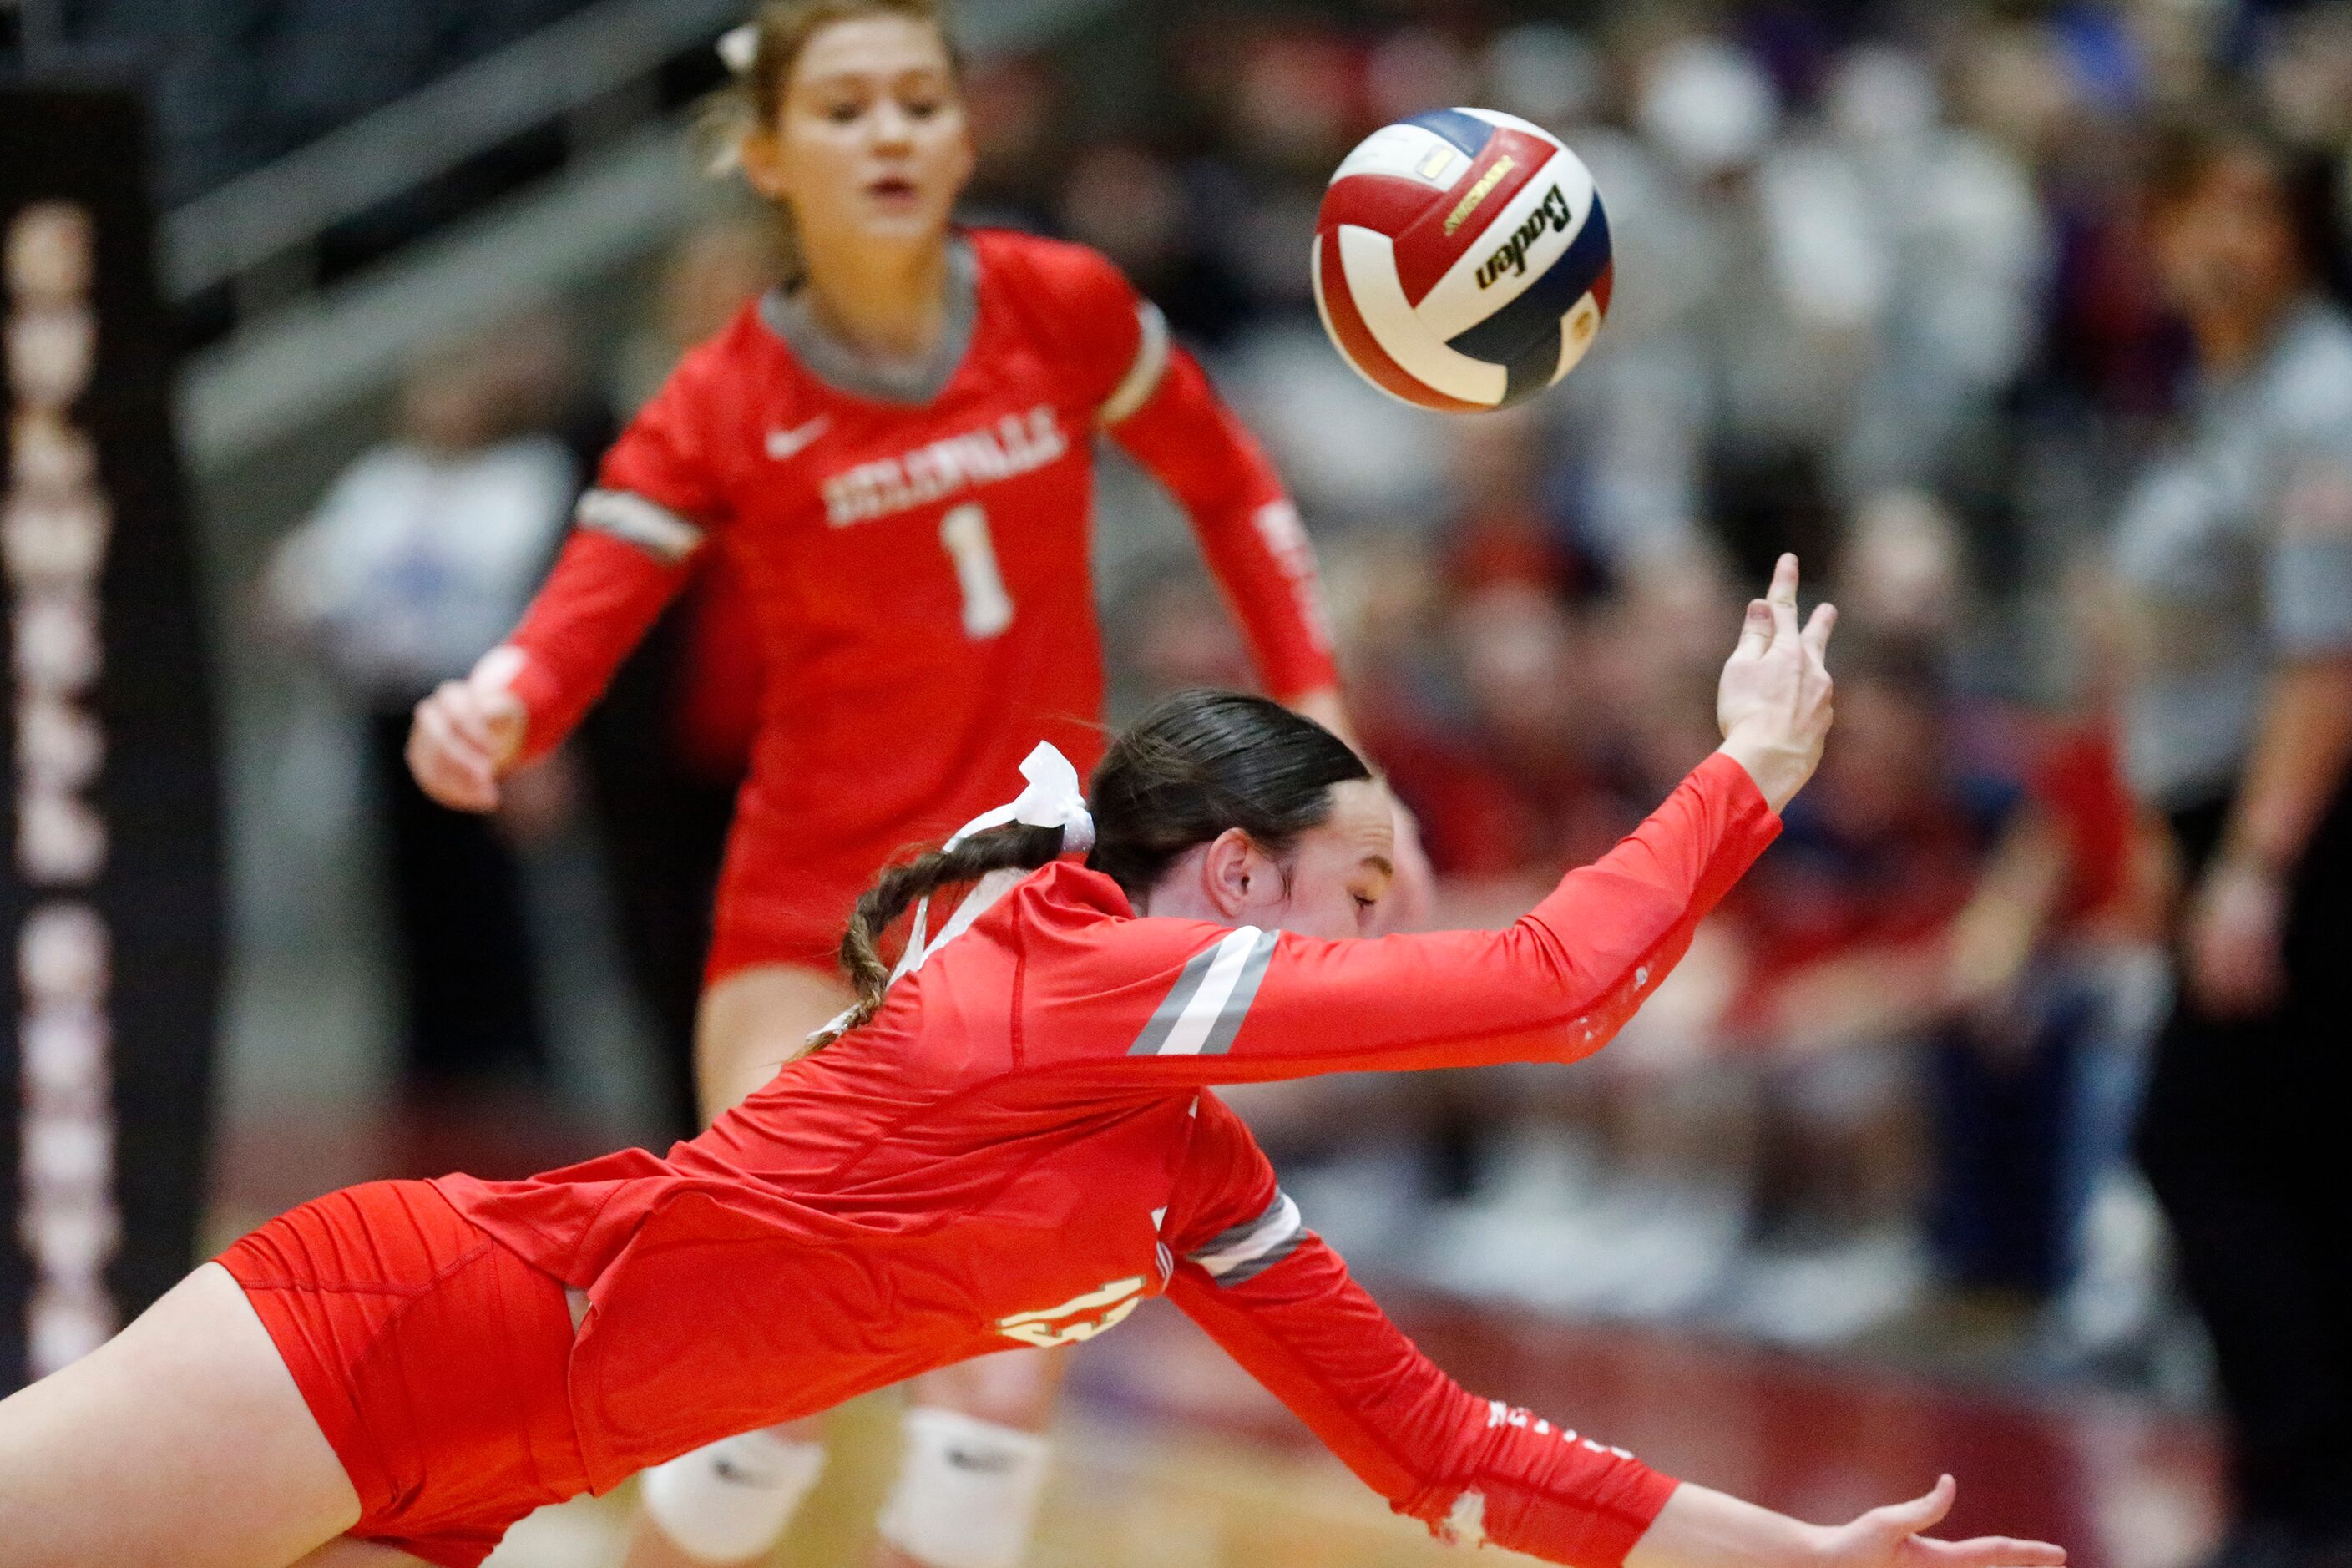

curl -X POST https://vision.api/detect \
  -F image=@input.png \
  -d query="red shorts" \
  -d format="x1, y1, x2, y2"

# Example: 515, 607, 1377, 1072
704, 807, 871, 984
704, 873, 851, 984
218, 1181, 589, 1568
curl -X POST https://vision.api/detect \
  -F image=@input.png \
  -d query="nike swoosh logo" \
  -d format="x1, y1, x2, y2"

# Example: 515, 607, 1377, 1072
765, 417, 831, 460
946, 1447, 1016, 1473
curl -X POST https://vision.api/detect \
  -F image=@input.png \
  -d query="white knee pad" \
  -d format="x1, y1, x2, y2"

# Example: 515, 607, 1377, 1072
641, 1428, 827, 1564
876, 1406, 1052, 1568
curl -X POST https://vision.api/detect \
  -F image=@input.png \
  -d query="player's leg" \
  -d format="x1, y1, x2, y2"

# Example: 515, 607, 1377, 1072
693, 960, 857, 1119
873, 1350, 1067, 1568
622, 961, 852, 1568
0, 1262, 362, 1567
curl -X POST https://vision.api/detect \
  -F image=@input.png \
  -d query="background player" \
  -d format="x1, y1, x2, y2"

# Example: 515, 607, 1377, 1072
402, 3, 1421, 1564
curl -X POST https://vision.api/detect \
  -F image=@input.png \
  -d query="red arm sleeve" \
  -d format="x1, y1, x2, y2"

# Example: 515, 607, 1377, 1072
1161, 1100, 1677, 1565
1070, 751, 1778, 1083
503, 531, 690, 762
1110, 344, 1340, 701
1022, 234, 1337, 701
499, 340, 736, 761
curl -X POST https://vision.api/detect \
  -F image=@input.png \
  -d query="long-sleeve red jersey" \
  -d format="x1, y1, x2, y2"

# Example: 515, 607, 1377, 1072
434, 751, 1778, 1564
494, 228, 1340, 977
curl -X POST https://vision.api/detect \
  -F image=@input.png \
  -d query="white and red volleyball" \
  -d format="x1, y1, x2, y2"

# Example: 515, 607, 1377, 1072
1313, 108, 1613, 412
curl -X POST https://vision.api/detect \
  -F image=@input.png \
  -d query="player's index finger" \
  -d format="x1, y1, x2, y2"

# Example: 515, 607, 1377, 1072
1767, 554, 1801, 641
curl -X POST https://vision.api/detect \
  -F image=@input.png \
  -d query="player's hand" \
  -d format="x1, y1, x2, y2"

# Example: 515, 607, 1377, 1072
1715, 553, 1835, 814
2183, 854, 2289, 1019
1815, 1475, 2065, 1568
407, 646, 529, 813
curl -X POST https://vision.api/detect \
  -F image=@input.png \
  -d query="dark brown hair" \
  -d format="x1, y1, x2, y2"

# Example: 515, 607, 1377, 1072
812, 690, 1373, 1047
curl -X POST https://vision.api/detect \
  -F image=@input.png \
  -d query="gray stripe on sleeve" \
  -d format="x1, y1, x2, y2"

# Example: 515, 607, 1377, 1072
1129, 940, 1225, 1056
1214, 1227, 1306, 1287
1186, 1189, 1308, 1287
575, 488, 705, 563
1194, 928, 1277, 1057
1191, 1189, 1288, 1262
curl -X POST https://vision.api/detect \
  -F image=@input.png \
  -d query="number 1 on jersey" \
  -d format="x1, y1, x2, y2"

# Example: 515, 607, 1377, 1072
939, 503, 1014, 640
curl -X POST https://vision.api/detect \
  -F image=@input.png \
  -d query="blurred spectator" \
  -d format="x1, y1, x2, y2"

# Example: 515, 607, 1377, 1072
2116, 123, 2352, 1568
260, 322, 579, 1112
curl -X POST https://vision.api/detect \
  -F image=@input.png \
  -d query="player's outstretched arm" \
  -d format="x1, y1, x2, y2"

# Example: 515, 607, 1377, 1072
1626, 1474, 2065, 1568
1166, 1227, 1677, 1565
1090, 556, 1833, 1085
1163, 1123, 2062, 1568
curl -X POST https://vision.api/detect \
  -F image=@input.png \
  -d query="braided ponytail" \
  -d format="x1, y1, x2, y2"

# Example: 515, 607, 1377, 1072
808, 822, 1065, 1049
813, 691, 1370, 1050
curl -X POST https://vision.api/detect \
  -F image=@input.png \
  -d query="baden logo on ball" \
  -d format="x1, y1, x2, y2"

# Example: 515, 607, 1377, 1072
1313, 107, 1613, 413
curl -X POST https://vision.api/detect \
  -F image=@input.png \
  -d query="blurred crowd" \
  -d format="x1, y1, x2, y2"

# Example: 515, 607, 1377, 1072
250, 0, 2352, 1402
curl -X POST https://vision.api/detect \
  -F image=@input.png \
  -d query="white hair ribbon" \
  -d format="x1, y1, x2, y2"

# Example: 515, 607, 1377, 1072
888, 741, 1093, 987
716, 23, 759, 76
946, 741, 1096, 852
810, 746, 1091, 1044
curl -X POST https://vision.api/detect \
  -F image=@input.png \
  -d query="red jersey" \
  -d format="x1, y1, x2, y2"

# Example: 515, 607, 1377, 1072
435, 753, 1778, 1562
499, 230, 1339, 975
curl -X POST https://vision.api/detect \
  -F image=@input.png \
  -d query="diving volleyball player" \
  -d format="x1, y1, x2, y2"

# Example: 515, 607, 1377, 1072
4, 559, 2057, 1568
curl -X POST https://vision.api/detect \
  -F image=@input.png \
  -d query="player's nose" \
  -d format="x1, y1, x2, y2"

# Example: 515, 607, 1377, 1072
870, 102, 916, 147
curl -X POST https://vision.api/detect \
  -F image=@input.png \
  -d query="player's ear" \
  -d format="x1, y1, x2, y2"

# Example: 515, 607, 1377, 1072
1200, 827, 1265, 919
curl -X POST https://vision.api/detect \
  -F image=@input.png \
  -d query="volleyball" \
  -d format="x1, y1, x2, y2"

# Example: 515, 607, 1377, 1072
1313, 108, 1613, 412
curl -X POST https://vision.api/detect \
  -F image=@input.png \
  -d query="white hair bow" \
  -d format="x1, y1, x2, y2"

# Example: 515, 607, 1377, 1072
944, 741, 1095, 852
716, 23, 758, 76
890, 741, 1093, 984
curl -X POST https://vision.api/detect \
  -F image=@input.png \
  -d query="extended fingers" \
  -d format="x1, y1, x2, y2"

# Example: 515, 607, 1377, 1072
1803, 600, 1838, 665
1911, 1538, 2068, 1568
1766, 553, 1801, 642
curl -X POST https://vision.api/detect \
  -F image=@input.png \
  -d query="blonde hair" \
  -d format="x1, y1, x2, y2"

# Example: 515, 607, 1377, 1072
702, 0, 962, 284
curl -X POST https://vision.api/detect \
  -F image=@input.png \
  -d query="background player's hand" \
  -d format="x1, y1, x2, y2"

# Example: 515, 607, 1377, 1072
2183, 853, 2289, 1019
1715, 554, 1835, 813
407, 646, 529, 812
1815, 1475, 2066, 1568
